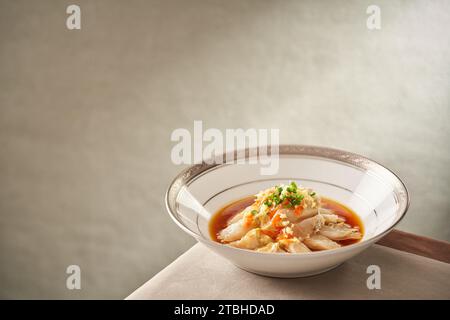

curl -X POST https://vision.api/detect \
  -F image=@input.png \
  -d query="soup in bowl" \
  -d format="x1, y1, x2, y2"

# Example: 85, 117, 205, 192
165, 145, 409, 277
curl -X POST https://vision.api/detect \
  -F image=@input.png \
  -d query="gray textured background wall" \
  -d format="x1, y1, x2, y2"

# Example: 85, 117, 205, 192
0, 0, 449, 299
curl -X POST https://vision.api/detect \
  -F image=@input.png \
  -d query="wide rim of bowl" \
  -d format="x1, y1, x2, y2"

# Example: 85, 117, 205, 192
165, 144, 410, 257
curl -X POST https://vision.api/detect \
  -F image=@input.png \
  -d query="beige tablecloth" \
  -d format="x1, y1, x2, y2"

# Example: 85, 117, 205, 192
127, 244, 450, 300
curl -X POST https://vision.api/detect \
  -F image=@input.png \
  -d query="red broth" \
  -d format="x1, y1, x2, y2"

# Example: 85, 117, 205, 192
209, 196, 364, 247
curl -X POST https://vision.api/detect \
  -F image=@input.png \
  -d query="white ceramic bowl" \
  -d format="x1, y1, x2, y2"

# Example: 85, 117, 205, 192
166, 145, 409, 277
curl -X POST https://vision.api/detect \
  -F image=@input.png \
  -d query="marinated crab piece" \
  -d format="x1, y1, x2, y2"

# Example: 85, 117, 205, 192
278, 238, 311, 253
318, 224, 362, 241
260, 211, 289, 236
256, 242, 285, 253
292, 214, 325, 239
295, 207, 340, 221
230, 228, 273, 250
283, 207, 319, 222
227, 211, 244, 225
299, 208, 319, 220
317, 207, 336, 216
218, 215, 255, 242
277, 208, 298, 223
303, 235, 341, 250
321, 213, 345, 224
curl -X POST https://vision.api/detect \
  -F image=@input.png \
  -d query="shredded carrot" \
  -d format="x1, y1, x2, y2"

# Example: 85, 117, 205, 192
268, 209, 278, 219
294, 205, 304, 216
261, 229, 277, 239
276, 233, 290, 241
243, 214, 253, 227
260, 213, 285, 239
271, 213, 282, 227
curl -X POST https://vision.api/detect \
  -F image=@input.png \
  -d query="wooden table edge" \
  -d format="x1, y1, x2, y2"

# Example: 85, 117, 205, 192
376, 229, 450, 264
